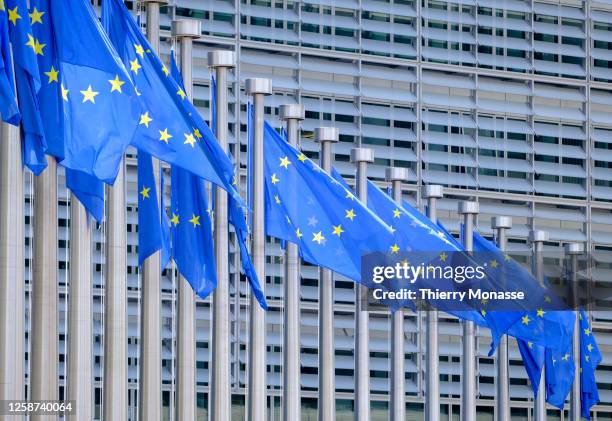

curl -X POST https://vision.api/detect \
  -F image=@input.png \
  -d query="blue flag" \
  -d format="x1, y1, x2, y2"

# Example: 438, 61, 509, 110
473, 231, 575, 353
579, 310, 601, 419
0, 4, 19, 124
262, 121, 395, 284
137, 151, 170, 267
6, 0, 46, 174
66, 169, 104, 223
31, 0, 142, 184
102, 0, 239, 201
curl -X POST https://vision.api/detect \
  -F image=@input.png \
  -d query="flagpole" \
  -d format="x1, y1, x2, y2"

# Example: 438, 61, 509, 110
104, 160, 128, 421
492, 216, 512, 421
245, 77, 272, 421
529, 229, 548, 421
209, 49, 236, 421
459, 200, 478, 421
280, 105, 305, 421
31, 156, 58, 419
566, 242, 583, 421
315, 127, 339, 421
171, 19, 201, 421
0, 121, 24, 407
423, 185, 443, 421
351, 147, 374, 421
387, 168, 409, 421
139, 3, 167, 420
67, 195, 93, 421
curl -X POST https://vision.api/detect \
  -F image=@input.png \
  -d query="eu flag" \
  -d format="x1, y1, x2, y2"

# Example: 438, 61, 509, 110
0, 3, 19, 124
579, 310, 601, 419
6, 0, 46, 174
102, 0, 239, 201
262, 121, 394, 284
137, 151, 170, 267
31, 0, 142, 184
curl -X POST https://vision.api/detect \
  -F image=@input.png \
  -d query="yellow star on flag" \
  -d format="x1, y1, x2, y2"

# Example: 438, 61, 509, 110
346, 191, 356, 200
134, 44, 145, 58
108, 75, 125, 93
61, 84, 69, 102
481, 309, 486, 317
295, 228, 303, 239
0, 0, 4, 12
521, 315, 530, 325
159, 129, 172, 144
130, 59, 142, 74
44, 66, 58, 83
271, 173, 279, 184
177, 87, 186, 100
562, 353, 570, 361
390, 226, 396, 233
332, 225, 344, 237
139, 186, 150, 199
274, 195, 281, 204
279, 156, 291, 169
33, 38, 45, 55
528, 341, 533, 348
490, 259, 499, 268
193, 128, 202, 139
587, 343, 593, 352
297, 153, 307, 163
184, 133, 196, 147
390, 244, 400, 254
29, 7, 44, 25
439, 252, 447, 262
345, 209, 356, 221
80, 85, 99, 104
585, 355, 590, 362
139, 112, 153, 127
312, 231, 325, 244
8, 6, 21, 25
584, 328, 591, 336
544, 295, 552, 303
393, 208, 401, 218
26, 34, 36, 53
536, 308, 545, 317
170, 213, 179, 226
162, 64, 169, 77
189, 214, 200, 227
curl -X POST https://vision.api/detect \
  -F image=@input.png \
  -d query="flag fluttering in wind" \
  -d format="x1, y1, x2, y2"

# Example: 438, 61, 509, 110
5, 0, 46, 174
31, 0, 142, 184
0, 3, 20, 124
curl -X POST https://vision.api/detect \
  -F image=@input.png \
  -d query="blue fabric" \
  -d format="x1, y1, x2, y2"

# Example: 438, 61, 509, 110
102, 0, 239, 201
6, 0, 46, 173
31, 0, 141, 183
261, 122, 395, 284
66, 169, 104, 223
0, 4, 19, 124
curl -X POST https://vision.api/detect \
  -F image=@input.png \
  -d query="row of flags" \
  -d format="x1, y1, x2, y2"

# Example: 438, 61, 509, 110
0, 0, 600, 416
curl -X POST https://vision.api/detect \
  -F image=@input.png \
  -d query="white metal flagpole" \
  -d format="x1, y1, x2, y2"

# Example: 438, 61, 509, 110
245, 77, 272, 421
459, 200, 478, 421
529, 229, 548, 421
423, 184, 443, 421
171, 19, 202, 421
280, 104, 305, 421
492, 216, 512, 421
351, 147, 374, 421
139, 3, 167, 420
387, 168, 409, 421
566, 242, 583, 421
208, 49, 236, 421
315, 127, 339, 421
0, 120, 25, 407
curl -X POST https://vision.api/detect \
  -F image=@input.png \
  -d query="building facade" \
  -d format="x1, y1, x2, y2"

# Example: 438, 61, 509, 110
24, 0, 612, 419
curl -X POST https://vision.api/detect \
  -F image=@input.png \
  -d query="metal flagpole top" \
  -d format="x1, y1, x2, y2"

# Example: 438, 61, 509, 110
385, 167, 409, 182
350, 147, 374, 163
458, 200, 479, 215
280, 104, 305, 121
529, 230, 549, 243
314, 127, 339, 143
565, 242, 584, 255
171, 19, 201, 38
492, 216, 512, 229
208, 50, 236, 68
422, 184, 443, 199
245, 78, 272, 95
